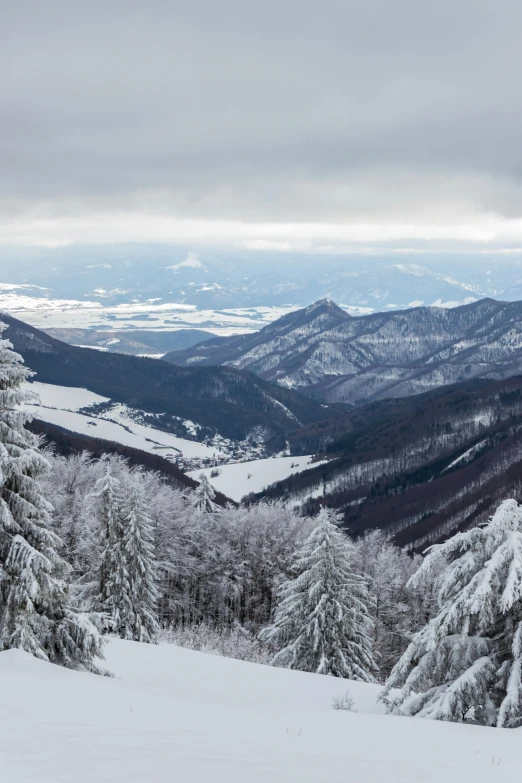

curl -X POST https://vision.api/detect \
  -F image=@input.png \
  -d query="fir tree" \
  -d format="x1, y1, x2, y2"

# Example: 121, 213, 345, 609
0, 323, 104, 671
383, 499, 522, 727
192, 474, 218, 513
119, 481, 159, 642
259, 507, 377, 681
92, 463, 128, 629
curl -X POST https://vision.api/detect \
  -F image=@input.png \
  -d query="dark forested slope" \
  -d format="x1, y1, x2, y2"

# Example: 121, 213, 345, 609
255, 375, 522, 549
2, 313, 345, 445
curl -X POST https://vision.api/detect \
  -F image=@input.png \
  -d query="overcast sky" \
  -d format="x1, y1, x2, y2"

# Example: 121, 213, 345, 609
2, 0, 522, 252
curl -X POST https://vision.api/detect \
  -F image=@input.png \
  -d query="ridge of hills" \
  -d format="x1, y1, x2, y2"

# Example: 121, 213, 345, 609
1, 313, 346, 448
7, 307, 522, 551
165, 296, 522, 404
42, 327, 214, 356
254, 374, 522, 549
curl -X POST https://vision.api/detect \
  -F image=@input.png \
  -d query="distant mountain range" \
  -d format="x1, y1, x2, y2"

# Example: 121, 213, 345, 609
3, 244, 522, 313
6, 308, 522, 550
2, 313, 344, 447
165, 297, 522, 404
42, 327, 214, 356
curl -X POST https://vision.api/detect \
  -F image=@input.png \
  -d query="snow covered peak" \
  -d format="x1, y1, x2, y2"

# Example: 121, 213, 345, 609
166, 295, 522, 406
302, 298, 347, 316
166, 252, 207, 273
306, 297, 333, 308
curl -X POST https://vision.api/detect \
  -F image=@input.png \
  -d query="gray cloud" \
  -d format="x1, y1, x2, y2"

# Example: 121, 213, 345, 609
2, 0, 522, 234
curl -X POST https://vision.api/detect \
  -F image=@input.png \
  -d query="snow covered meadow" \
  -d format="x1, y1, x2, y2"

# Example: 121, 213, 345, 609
21, 381, 224, 461
22, 380, 329, 487
189, 455, 327, 501
0, 284, 299, 336
2, 637, 521, 783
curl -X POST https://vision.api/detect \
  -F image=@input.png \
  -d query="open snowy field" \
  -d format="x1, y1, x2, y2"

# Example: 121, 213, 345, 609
189, 455, 327, 501
1, 287, 299, 336
22, 381, 222, 459
24, 380, 110, 410
1, 638, 520, 783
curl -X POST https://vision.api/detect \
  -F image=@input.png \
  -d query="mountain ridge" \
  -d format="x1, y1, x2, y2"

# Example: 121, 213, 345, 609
1, 249, 504, 310
164, 296, 522, 404
1, 312, 346, 447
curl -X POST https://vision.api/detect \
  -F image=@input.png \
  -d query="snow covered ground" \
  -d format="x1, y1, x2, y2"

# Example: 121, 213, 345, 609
1, 638, 520, 782
22, 381, 222, 460
24, 380, 109, 410
2, 290, 300, 336
189, 456, 327, 501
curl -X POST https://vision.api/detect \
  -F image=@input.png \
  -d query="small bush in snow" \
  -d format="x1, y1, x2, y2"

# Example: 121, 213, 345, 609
332, 691, 358, 712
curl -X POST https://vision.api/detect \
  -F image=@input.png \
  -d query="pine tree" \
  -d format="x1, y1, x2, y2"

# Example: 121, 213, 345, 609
192, 474, 218, 513
259, 507, 377, 681
92, 462, 130, 634
119, 481, 159, 642
0, 323, 104, 671
383, 499, 522, 727
93, 465, 160, 642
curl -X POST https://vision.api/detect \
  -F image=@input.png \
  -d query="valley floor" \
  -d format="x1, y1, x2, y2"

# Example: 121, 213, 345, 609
2, 638, 520, 782
189, 455, 327, 501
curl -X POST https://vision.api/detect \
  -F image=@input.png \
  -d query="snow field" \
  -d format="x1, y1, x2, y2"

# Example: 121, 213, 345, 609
24, 380, 109, 410
3, 295, 300, 336
189, 455, 327, 501
1, 638, 520, 783
21, 381, 222, 459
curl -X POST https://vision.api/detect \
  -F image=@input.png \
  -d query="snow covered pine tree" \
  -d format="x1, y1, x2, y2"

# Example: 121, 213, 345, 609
93, 465, 159, 642
383, 499, 522, 727
92, 463, 125, 627
120, 482, 159, 642
260, 507, 377, 681
192, 474, 218, 513
0, 322, 104, 670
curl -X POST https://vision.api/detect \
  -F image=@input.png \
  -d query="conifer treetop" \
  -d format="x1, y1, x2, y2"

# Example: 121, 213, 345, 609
192, 474, 218, 513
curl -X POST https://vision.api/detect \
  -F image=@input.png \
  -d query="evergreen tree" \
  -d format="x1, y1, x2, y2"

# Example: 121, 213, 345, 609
119, 481, 159, 642
0, 323, 104, 671
192, 474, 218, 513
259, 507, 377, 681
92, 463, 127, 628
383, 499, 522, 727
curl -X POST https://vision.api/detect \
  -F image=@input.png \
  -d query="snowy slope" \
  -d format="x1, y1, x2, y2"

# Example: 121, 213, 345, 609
24, 380, 109, 410
1, 638, 519, 782
189, 455, 326, 501
22, 381, 222, 459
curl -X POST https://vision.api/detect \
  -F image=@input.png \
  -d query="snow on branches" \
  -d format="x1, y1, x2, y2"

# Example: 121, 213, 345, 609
260, 507, 378, 681
92, 462, 159, 642
0, 322, 104, 671
192, 474, 218, 513
383, 499, 522, 727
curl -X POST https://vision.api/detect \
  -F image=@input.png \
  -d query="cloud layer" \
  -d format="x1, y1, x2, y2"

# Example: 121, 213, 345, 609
3, 1, 522, 248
